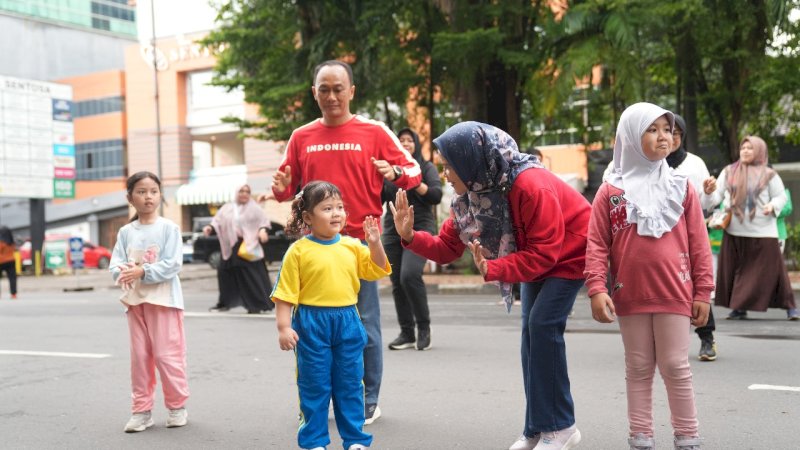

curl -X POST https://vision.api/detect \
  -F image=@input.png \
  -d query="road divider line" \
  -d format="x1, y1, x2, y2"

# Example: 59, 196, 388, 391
0, 350, 111, 359
184, 312, 276, 319
748, 384, 800, 392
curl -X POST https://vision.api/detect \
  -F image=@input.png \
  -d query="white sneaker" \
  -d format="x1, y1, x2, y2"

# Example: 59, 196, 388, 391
123, 411, 154, 433
510, 433, 541, 450
534, 425, 581, 449
166, 408, 188, 428
348, 445, 369, 450
364, 404, 381, 425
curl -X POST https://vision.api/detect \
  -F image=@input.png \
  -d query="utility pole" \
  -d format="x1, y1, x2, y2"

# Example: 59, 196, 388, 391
150, 0, 163, 214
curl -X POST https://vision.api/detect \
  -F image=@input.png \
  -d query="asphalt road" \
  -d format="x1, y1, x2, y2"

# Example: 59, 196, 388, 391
1, 275, 799, 449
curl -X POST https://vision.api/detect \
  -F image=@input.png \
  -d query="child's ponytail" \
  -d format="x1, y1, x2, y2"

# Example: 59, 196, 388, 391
285, 193, 308, 238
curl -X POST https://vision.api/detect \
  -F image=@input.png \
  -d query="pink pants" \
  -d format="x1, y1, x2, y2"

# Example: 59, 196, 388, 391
618, 314, 699, 437
127, 303, 189, 413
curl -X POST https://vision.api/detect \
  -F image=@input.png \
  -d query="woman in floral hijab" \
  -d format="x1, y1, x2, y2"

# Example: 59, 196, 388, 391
391, 121, 591, 450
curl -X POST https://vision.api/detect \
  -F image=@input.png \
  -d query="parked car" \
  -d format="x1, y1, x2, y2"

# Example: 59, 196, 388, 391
192, 217, 293, 269
181, 232, 194, 264
18, 238, 112, 272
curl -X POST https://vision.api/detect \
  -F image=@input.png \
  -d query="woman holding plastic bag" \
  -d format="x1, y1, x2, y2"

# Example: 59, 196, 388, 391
205, 184, 274, 314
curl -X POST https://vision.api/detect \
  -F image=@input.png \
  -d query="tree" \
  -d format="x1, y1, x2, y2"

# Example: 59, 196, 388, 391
547, 0, 800, 161
202, 0, 429, 140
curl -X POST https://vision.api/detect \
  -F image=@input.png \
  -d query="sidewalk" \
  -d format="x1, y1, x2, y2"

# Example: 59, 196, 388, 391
13, 263, 800, 296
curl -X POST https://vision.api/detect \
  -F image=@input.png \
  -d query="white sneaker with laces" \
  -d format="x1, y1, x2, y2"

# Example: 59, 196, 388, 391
533, 425, 581, 449
166, 407, 188, 428
123, 411, 154, 433
510, 433, 541, 450
348, 445, 369, 450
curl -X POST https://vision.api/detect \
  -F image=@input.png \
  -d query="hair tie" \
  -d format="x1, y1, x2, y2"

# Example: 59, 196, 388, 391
295, 190, 304, 200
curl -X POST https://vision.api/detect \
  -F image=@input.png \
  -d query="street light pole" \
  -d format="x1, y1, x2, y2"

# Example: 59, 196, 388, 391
150, 0, 163, 214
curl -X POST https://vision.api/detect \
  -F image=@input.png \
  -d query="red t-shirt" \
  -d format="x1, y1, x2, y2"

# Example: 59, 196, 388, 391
584, 182, 714, 317
405, 168, 590, 283
273, 116, 422, 240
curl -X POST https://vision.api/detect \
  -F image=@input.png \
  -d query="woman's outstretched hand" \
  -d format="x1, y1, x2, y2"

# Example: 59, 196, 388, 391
466, 239, 488, 277
702, 176, 716, 195
389, 189, 415, 243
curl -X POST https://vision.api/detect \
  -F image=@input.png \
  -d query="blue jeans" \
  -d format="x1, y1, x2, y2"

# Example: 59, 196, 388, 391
357, 279, 382, 405
520, 277, 583, 435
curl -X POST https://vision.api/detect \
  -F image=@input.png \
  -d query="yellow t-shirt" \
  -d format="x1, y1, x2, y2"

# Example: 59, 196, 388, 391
271, 234, 391, 307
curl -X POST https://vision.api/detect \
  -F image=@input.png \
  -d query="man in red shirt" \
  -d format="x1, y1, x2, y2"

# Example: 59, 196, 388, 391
263, 60, 421, 426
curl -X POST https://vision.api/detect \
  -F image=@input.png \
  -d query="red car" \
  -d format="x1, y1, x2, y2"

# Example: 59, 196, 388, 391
19, 238, 112, 272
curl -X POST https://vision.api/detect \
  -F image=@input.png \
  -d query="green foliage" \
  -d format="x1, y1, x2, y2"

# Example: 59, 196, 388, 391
202, 0, 800, 160
785, 222, 800, 270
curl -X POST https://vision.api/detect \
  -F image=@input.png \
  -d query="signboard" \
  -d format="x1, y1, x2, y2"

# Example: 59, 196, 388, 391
0, 75, 74, 199
54, 179, 75, 198
44, 239, 68, 270
69, 237, 84, 269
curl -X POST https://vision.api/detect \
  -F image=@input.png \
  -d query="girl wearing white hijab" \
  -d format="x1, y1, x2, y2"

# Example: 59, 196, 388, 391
584, 102, 714, 450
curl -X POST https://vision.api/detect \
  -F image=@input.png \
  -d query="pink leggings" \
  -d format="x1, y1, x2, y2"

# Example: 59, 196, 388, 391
618, 314, 698, 437
127, 303, 189, 413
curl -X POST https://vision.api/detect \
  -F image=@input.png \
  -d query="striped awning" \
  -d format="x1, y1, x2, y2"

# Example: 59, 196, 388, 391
175, 165, 248, 205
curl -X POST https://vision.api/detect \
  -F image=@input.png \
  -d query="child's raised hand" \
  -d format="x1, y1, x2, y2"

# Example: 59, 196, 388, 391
590, 293, 616, 323
691, 301, 710, 327
389, 189, 415, 242
362, 216, 381, 243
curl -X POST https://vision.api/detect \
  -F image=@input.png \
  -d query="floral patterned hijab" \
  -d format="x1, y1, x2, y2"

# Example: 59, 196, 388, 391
433, 121, 542, 311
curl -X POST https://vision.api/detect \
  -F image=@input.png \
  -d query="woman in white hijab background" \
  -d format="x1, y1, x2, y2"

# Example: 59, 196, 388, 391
204, 184, 274, 314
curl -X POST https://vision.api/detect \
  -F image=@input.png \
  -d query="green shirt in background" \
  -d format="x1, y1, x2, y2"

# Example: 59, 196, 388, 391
776, 188, 793, 241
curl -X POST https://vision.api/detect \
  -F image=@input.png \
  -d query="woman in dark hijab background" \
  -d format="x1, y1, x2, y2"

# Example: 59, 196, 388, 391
381, 127, 442, 351
0, 226, 18, 299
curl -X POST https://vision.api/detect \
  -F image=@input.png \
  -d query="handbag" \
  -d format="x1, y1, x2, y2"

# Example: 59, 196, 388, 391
237, 241, 263, 261
707, 209, 732, 230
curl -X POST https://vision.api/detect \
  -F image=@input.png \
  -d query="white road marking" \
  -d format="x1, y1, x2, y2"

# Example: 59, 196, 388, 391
184, 312, 276, 319
748, 384, 800, 392
0, 350, 111, 359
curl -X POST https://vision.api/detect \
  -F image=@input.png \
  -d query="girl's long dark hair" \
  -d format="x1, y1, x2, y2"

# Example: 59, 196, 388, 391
285, 181, 342, 238
126, 171, 162, 222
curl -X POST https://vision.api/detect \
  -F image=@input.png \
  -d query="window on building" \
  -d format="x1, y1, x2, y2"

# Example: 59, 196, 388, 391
73, 96, 124, 118
76, 139, 125, 180
187, 70, 244, 110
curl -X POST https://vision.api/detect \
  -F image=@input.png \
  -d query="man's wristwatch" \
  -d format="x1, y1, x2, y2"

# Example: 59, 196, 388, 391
392, 165, 403, 180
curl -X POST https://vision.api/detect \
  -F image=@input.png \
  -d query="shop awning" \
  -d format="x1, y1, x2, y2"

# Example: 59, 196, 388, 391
175, 165, 248, 205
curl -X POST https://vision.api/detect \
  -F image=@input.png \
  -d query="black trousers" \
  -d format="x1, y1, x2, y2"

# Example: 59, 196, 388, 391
694, 308, 715, 340
384, 237, 430, 334
215, 240, 273, 312
0, 261, 17, 296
